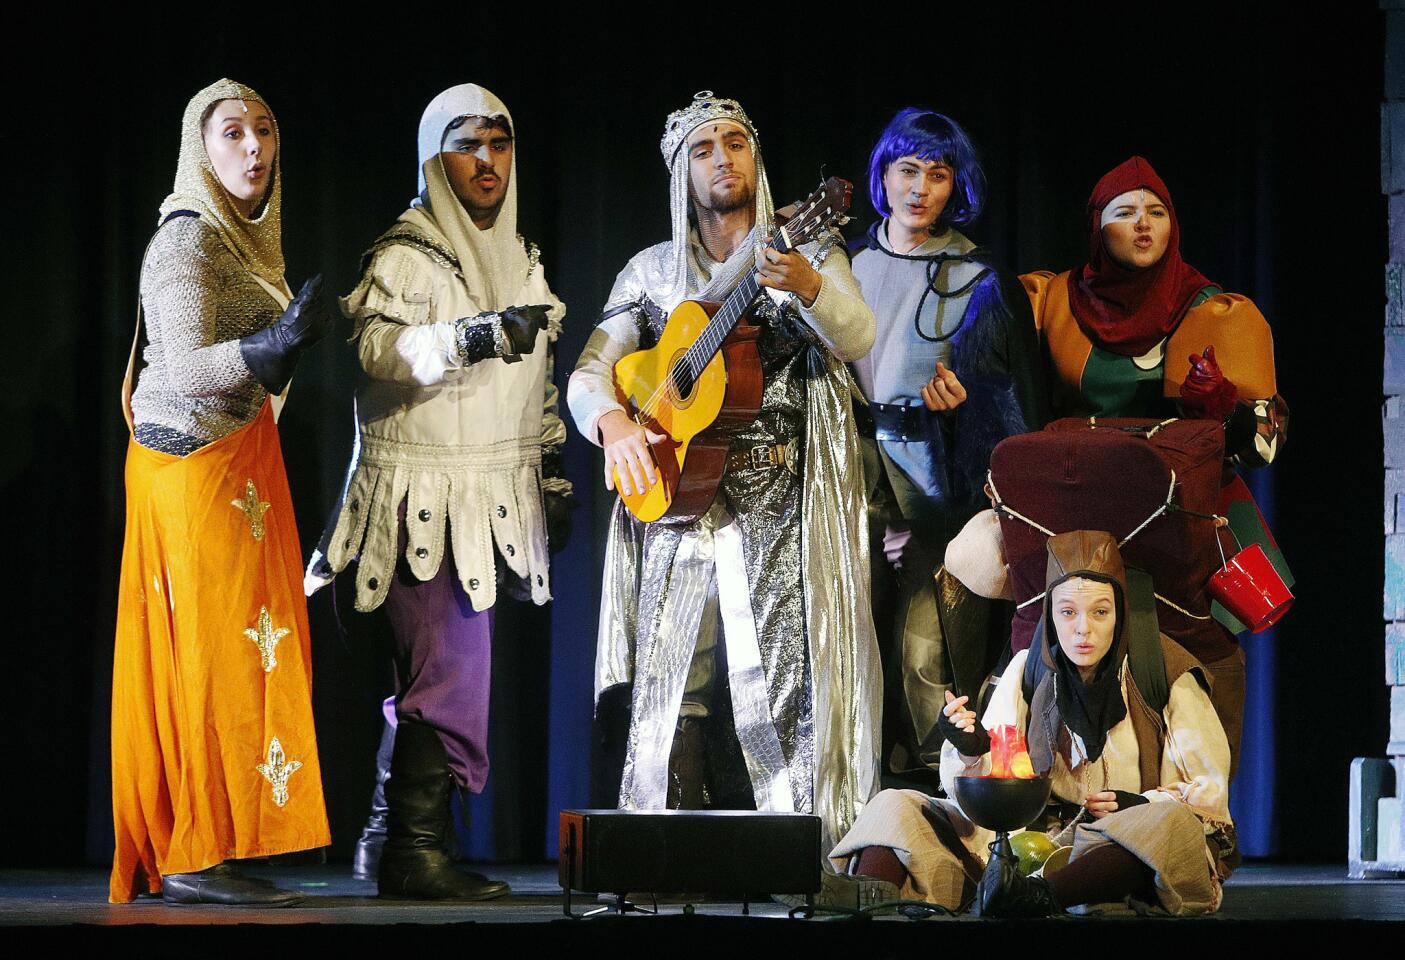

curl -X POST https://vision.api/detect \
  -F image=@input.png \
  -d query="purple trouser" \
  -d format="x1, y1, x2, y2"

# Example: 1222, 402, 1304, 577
383, 504, 494, 792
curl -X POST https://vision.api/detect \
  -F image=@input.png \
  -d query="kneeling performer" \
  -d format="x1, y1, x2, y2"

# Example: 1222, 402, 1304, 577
831, 531, 1235, 916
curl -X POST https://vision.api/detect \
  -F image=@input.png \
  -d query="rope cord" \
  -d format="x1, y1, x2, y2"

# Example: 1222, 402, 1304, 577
988, 468, 1185, 611
985, 472, 1057, 537
1116, 471, 1178, 547
1154, 593, 1212, 620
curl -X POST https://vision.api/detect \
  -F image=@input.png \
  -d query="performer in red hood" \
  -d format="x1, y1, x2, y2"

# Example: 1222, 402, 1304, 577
1021, 157, 1291, 763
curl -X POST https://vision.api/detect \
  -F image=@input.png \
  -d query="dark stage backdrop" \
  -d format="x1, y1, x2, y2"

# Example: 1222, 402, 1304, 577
4, 5, 1385, 867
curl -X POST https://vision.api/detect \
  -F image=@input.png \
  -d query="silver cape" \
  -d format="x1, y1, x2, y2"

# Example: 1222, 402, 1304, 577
579, 236, 882, 854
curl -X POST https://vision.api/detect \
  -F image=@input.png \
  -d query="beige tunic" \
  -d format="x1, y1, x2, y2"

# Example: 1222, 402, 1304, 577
320, 236, 568, 612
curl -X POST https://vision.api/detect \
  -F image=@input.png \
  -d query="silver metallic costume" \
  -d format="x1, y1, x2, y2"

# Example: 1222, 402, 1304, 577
567, 93, 882, 852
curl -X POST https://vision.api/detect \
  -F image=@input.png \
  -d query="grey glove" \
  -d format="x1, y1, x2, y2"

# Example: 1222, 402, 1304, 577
239, 275, 334, 393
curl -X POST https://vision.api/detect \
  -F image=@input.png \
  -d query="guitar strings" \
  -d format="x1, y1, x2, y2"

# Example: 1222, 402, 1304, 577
633, 206, 827, 422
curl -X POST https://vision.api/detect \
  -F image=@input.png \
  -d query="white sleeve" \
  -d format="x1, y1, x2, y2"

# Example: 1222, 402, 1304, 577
566, 263, 644, 447
796, 248, 876, 362
1147, 671, 1233, 825
938, 649, 1031, 792
981, 648, 1030, 734
345, 246, 464, 386
359, 321, 462, 385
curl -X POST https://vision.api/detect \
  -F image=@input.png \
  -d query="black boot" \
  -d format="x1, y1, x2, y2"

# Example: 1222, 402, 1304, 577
162, 862, 305, 907
667, 718, 708, 809
377, 720, 510, 901
974, 836, 1060, 918
352, 718, 396, 881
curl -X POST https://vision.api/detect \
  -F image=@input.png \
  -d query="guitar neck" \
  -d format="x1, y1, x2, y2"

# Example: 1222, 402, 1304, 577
682, 230, 797, 379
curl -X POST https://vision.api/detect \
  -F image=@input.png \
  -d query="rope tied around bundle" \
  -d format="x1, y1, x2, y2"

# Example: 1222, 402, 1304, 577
986, 467, 1205, 617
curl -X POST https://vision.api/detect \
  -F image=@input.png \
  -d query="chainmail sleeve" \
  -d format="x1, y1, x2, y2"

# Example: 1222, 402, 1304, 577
142, 217, 256, 396
129, 216, 274, 453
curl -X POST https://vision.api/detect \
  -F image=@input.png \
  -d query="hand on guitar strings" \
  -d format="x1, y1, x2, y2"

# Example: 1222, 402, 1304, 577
755, 242, 822, 307
599, 409, 666, 497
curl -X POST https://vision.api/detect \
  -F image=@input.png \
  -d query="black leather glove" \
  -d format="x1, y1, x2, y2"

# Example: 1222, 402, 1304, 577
239, 275, 334, 393
936, 703, 990, 757
501, 304, 551, 355
454, 304, 551, 364
545, 491, 576, 554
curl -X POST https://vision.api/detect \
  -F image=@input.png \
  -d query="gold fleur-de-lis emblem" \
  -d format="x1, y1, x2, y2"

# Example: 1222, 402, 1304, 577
231, 479, 271, 541
243, 606, 290, 673
256, 736, 303, 808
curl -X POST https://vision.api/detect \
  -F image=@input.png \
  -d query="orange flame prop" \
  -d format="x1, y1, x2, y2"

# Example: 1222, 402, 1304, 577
986, 724, 1037, 779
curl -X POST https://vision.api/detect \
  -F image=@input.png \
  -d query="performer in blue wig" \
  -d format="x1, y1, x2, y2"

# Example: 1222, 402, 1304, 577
850, 108, 1047, 780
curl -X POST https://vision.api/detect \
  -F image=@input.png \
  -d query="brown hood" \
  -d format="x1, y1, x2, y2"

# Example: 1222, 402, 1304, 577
1039, 530, 1128, 672
1044, 530, 1127, 594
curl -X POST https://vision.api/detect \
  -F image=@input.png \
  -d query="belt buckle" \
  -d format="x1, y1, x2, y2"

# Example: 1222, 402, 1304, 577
749, 444, 771, 471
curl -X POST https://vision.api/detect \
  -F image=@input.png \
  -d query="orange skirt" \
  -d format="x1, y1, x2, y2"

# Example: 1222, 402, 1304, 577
110, 403, 330, 903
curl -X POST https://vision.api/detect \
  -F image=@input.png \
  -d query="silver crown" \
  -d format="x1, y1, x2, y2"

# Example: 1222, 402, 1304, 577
659, 91, 755, 165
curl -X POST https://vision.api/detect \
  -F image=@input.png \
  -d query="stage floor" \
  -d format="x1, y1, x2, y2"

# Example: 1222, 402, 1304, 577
2, 863, 1401, 947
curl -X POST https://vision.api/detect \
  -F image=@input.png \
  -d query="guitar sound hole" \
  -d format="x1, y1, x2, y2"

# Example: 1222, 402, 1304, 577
667, 356, 698, 408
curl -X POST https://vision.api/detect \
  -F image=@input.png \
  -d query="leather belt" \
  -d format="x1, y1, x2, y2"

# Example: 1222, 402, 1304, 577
726, 439, 799, 475
868, 401, 931, 443
852, 401, 876, 439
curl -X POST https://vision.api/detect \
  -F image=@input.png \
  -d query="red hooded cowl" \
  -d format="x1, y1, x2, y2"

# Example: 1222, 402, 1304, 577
1067, 156, 1213, 357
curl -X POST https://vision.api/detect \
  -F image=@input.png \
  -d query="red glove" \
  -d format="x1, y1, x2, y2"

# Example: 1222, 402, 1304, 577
1180, 345, 1238, 421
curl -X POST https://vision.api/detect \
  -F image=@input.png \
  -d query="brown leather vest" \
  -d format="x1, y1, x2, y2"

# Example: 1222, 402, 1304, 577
1125, 636, 1210, 792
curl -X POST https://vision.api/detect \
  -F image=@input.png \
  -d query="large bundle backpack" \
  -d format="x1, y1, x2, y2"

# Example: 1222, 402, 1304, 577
989, 417, 1235, 667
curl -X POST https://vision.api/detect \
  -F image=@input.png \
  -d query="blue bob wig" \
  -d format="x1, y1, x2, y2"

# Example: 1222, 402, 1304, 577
867, 108, 986, 228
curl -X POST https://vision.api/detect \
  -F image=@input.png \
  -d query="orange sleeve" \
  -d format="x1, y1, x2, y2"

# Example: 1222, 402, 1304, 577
1020, 270, 1059, 335
1165, 294, 1277, 399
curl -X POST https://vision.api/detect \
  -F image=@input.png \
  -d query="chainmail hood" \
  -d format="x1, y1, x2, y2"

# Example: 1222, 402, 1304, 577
159, 78, 287, 292
639, 91, 777, 311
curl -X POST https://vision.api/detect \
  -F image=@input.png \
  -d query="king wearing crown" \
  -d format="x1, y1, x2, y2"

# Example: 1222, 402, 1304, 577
568, 91, 882, 855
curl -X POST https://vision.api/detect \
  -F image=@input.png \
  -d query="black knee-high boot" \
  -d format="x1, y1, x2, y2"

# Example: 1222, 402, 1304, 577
377, 720, 509, 900
352, 718, 395, 881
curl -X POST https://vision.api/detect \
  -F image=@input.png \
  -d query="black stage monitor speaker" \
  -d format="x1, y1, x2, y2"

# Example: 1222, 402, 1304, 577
559, 809, 822, 896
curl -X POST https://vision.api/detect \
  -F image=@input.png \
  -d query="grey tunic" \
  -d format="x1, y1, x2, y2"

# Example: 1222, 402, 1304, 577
849, 222, 1046, 774
851, 225, 985, 530
129, 216, 273, 454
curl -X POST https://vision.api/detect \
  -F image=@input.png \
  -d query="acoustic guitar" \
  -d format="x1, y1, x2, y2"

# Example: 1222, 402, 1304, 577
611, 177, 853, 522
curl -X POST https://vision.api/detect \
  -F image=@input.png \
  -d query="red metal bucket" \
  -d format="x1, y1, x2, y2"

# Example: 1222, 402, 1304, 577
1206, 542, 1293, 633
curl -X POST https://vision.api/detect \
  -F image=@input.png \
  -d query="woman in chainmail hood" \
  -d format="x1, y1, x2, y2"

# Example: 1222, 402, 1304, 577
111, 79, 333, 906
